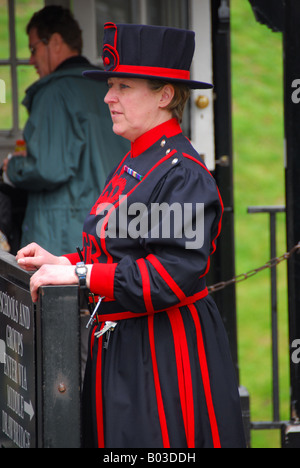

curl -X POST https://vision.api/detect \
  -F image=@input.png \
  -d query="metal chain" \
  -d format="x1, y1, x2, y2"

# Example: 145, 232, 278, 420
208, 242, 300, 294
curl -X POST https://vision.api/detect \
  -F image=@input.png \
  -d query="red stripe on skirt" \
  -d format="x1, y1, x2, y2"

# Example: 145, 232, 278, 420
148, 315, 170, 448
167, 308, 195, 448
188, 304, 221, 448
95, 323, 105, 448
137, 258, 170, 446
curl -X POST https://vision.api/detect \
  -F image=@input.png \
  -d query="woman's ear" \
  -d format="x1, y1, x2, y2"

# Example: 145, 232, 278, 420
159, 85, 175, 109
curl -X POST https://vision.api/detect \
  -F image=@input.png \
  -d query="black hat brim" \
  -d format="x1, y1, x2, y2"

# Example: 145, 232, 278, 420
83, 69, 213, 90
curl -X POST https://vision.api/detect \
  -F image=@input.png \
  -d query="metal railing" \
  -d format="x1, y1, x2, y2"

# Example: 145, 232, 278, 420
247, 206, 286, 430
208, 205, 294, 441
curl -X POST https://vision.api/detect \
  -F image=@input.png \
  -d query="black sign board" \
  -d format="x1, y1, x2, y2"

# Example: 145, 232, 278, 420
0, 252, 35, 448
0, 276, 35, 448
0, 251, 81, 448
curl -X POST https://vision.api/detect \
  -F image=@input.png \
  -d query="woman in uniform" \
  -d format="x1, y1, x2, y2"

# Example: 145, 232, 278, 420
16, 23, 246, 448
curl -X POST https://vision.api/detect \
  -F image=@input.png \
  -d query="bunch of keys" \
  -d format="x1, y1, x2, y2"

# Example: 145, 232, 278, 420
94, 321, 118, 339
95, 321, 118, 349
86, 295, 117, 348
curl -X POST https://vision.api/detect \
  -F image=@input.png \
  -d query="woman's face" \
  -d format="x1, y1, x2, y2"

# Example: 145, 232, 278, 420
104, 77, 173, 142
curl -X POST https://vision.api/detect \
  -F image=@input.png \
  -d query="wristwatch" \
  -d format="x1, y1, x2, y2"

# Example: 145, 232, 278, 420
75, 262, 88, 289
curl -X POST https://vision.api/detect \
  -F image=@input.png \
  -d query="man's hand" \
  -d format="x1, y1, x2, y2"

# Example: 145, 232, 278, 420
2, 151, 27, 173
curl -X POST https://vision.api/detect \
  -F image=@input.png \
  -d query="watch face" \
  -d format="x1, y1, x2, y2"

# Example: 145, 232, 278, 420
77, 266, 87, 275
76, 263, 87, 278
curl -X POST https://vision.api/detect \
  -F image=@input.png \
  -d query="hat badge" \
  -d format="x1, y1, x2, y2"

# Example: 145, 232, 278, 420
103, 44, 120, 72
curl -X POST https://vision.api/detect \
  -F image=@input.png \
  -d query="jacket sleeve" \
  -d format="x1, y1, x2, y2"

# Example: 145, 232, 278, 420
7, 84, 85, 192
90, 163, 223, 314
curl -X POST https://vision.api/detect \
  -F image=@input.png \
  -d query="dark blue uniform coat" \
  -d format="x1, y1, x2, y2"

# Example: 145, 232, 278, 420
66, 119, 246, 448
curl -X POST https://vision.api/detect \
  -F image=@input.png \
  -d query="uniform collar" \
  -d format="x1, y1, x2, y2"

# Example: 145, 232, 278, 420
131, 118, 182, 158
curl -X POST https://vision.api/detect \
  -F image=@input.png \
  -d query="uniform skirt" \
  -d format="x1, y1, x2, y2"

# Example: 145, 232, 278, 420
82, 295, 246, 448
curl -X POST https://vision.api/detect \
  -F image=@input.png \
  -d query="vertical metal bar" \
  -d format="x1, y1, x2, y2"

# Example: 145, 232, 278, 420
130, 0, 140, 23
139, 0, 148, 23
248, 206, 285, 428
7, 0, 19, 134
270, 212, 280, 422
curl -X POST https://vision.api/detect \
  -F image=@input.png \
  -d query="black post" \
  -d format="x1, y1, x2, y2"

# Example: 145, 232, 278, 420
210, 0, 239, 379
210, 2, 251, 446
36, 285, 81, 448
283, 0, 300, 425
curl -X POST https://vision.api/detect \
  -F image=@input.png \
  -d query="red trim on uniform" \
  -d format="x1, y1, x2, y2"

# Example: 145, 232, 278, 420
89, 151, 129, 263
96, 149, 177, 266
97, 155, 129, 264
90, 263, 117, 299
114, 26, 118, 49
182, 153, 224, 277
104, 22, 116, 30
131, 119, 182, 158
188, 304, 221, 448
95, 288, 208, 322
148, 315, 170, 448
115, 65, 190, 81
90, 324, 97, 359
143, 150, 178, 177
94, 323, 106, 448
182, 153, 224, 242
167, 308, 195, 448
136, 259, 155, 314
146, 254, 186, 302
63, 252, 81, 265
93, 152, 129, 212
104, 22, 118, 48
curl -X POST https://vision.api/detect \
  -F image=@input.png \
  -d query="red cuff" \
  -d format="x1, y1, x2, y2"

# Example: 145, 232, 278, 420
90, 263, 118, 299
63, 253, 81, 265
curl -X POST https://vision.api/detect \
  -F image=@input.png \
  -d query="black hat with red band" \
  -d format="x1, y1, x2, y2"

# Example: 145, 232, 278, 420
83, 22, 213, 90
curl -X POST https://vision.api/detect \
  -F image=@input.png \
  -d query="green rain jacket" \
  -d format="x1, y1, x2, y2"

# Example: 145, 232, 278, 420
7, 60, 129, 255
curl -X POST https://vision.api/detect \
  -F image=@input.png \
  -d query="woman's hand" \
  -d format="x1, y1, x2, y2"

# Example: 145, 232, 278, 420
16, 243, 92, 303
16, 242, 70, 271
29, 264, 79, 303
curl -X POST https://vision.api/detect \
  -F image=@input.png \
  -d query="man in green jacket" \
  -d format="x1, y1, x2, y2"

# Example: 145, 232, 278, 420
3, 6, 129, 255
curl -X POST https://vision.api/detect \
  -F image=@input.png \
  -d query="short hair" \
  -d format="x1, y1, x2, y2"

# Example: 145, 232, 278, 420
26, 5, 83, 54
147, 80, 191, 124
